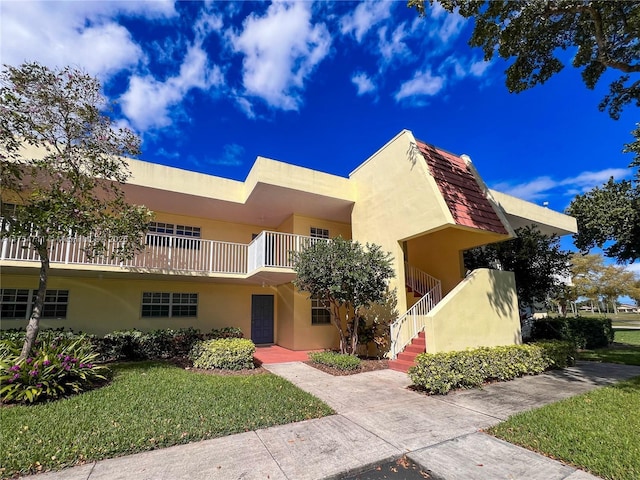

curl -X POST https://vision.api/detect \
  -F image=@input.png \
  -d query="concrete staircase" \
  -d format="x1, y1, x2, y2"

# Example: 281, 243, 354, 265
388, 331, 425, 373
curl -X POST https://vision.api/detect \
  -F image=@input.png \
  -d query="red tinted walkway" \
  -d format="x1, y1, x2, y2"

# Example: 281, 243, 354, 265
254, 345, 318, 365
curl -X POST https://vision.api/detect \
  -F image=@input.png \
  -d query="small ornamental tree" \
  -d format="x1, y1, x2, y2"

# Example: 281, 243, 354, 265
292, 236, 394, 355
0, 62, 153, 359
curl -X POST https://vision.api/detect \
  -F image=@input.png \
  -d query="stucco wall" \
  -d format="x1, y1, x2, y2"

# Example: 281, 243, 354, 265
424, 268, 522, 353
406, 226, 508, 295
151, 211, 263, 244
0, 273, 273, 339
349, 130, 454, 313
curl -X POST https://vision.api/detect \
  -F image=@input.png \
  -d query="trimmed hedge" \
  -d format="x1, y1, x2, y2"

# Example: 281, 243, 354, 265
0, 327, 243, 363
530, 317, 614, 349
408, 341, 576, 395
210, 327, 243, 339
96, 328, 202, 361
189, 338, 256, 370
308, 351, 362, 371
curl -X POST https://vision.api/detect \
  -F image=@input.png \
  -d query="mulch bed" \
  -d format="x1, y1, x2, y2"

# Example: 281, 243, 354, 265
305, 358, 388, 376
171, 356, 389, 376
170, 357, 268, 376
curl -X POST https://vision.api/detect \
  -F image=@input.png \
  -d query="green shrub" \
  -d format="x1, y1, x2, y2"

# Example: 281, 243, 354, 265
189, 338, 255, 370
209, 327, 243, 339
408, 341, 575, 395
0, 335, 109, 404
530, 317, 613, 349
0, 328, 91, 344
308, 351, 362, 370
97, 329, 146, 361
95, 328, 203, 361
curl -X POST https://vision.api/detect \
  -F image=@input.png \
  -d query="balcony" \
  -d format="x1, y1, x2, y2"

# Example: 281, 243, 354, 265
0, 231, 324, 280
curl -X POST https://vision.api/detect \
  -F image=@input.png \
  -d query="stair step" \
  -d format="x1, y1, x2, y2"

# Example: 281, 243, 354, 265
389, 359, 414, 373
404, 344, 425, 354
397, 351, 419, 362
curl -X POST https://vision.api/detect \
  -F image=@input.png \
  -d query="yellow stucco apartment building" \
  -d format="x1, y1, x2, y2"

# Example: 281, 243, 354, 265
0, 130, 576, 369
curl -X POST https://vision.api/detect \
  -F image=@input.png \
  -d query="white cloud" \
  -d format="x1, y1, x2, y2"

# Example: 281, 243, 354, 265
119, 8, 225, 132
209, 143, 246, 166
492, 168, 631, 201
492, 176, 560, 201
235, 96, 256, 119
395, 69, 445, 102
560, 168, 629, 190
433, 8, 466, 44
377, 24, 411, 64
352, 72, 376, 96
340, 1, 393, 42
121, 45, 224, 131
469, 59, 492, 77
0, 1, 176, 79
624, 263, 640, 276
230, 1, 331, 111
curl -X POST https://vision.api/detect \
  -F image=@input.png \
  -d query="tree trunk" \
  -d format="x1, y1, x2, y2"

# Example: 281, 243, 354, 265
19, 244, 50, 360
349, 315, 359, 355
330, 300, 347, 354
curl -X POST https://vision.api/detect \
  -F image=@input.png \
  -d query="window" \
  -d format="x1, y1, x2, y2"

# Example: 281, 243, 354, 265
141, 292, 198, 318
148, 222, 174, 235
0, 289, 69, 319
310, 227, 329, 239
42, 290, 69, 318
146, 222, 201, 249
311, 296, 331, 325
176, 225, 201, 238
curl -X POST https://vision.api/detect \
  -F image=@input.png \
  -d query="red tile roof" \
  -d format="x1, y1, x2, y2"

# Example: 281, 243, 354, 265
417, 140, 508, 235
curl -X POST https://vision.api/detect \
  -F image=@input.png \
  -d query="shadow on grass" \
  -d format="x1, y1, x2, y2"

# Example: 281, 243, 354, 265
579, 346, 640, 366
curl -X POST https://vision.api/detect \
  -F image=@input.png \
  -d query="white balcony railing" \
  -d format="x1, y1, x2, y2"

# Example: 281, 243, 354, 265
249, 231, 322, 270
0, 230, 322, 276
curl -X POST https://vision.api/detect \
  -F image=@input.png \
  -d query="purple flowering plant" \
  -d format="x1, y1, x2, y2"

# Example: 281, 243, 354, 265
0, 334, 109, 404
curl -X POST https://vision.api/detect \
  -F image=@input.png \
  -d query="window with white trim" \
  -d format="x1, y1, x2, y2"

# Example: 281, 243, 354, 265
146, 222, 201, 249
141, 292, 198, 318
0, 289, 69, 319
310, 227, 329, 239
311, 296, 331, 325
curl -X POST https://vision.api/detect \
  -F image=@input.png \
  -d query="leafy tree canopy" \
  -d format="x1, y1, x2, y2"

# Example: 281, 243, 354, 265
570, 253, 637, 313
408, 1, 640, 263
463, 225, 571, 307
408, 0, 640, 119
0, 62, 152, 358
292, 236, 394, 355
567, 177, 640, 263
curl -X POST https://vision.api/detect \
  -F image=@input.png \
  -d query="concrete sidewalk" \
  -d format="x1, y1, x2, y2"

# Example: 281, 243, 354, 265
22, 361, 640, 480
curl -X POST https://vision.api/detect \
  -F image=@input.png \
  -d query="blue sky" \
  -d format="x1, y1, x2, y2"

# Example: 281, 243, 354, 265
1, 1, 637, 267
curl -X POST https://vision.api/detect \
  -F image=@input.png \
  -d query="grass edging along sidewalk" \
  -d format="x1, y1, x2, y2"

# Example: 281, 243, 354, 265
488, 375, 640, 480
489, 332, 640, 480
579, 330, 640, 366
0, 361, 334, 479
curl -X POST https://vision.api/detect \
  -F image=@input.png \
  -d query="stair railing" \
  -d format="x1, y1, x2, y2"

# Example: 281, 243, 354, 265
405, 261, 440, 296
390, 271, 442, 360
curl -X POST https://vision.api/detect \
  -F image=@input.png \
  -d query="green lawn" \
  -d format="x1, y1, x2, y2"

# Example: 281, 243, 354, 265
489, 376, 640, 480
579, 330, 640, 366
490, 329, 640, 479
0, 362, 334, 479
